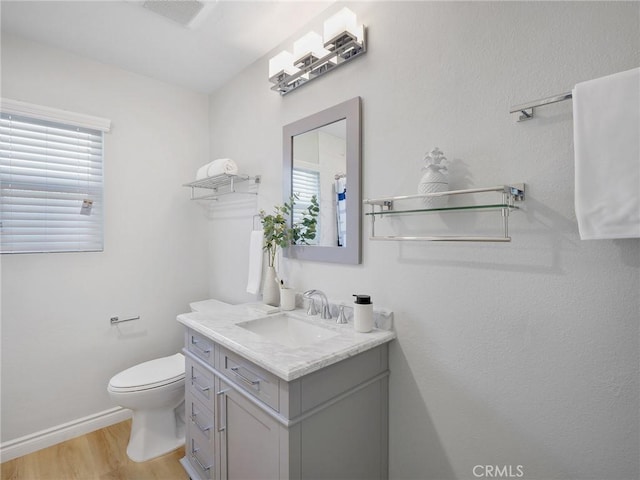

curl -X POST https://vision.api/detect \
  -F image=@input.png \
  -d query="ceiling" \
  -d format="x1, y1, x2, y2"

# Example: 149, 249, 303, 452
0, 0, 335, 94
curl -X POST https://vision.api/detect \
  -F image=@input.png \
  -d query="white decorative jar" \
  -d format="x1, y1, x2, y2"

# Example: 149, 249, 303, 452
418, 147, 449, 208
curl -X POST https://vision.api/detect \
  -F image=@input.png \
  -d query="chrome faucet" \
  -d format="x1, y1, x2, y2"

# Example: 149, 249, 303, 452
303, 290, 332, 320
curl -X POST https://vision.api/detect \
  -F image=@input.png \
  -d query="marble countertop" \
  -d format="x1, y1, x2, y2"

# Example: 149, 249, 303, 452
176, 300, 396, 382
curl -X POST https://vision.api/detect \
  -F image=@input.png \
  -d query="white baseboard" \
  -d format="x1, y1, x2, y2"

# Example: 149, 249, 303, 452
0, 407, 132, 463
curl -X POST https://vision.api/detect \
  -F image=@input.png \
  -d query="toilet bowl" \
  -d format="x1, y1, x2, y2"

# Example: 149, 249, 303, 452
107, 352, 185, 462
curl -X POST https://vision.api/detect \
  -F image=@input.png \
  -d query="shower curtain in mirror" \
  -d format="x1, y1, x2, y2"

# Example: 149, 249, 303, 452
335, 174, 347, 246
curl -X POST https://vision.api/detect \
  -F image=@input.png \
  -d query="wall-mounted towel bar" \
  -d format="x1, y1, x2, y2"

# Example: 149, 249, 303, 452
510, 91, 572, 121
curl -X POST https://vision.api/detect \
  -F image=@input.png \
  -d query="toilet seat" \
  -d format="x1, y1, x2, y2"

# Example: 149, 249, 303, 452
109, 353, 185, 393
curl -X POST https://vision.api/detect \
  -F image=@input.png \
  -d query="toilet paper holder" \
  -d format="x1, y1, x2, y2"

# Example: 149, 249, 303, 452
110, 315, 140, 325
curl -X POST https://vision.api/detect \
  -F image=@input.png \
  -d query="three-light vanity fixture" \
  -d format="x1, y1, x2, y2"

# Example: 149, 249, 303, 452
268, 7, 367, 95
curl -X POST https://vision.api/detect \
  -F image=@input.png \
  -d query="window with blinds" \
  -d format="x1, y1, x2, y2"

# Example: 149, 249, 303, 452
292, 167, 320, 245
0, 113, 104, 254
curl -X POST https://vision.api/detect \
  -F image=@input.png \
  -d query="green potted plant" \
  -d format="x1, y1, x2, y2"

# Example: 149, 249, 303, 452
260, 194, 319, 305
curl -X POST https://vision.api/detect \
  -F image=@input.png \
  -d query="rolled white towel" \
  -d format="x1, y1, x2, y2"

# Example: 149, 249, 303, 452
196, 163, 211, 180
195, 158, 239, 180
207, 158, 238, 177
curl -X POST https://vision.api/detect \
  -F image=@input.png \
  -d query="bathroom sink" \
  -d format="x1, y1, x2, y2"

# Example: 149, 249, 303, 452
237, 313, 338, 348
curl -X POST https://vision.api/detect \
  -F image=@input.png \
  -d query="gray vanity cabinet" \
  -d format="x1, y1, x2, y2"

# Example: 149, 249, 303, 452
180, 327, 390, 480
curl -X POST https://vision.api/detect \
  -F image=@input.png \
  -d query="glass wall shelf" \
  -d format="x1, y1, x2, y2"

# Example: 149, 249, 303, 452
183, 173, 260, 201
363, 184, 525, 242
365, 203, 519, 216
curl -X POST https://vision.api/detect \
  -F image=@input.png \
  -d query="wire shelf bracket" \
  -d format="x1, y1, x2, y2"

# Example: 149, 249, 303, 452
183, 174, 261, 201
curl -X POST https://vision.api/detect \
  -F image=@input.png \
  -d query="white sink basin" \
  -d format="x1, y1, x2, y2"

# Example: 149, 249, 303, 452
237, 313, 338, 348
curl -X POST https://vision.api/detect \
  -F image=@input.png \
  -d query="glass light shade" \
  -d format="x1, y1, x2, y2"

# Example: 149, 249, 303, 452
293, 31, 329, 63
269, 51, 298, 78
323, 7, 359, 42
356, 24, 365, 44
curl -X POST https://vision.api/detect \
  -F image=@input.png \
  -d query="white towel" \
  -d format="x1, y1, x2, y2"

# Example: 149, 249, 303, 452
573, 67, 640, 239
195, 158, 239, 180
207, 158, 238, 177
196, 163, 210, 180
246, 230, 264, 295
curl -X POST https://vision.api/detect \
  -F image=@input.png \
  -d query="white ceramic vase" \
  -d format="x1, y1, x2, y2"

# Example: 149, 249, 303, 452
262, 266, 280, 307
418, 168, 449, 208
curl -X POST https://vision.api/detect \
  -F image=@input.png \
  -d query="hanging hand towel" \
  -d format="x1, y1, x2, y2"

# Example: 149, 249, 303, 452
573, 67, 640, 239
246, 229, 264, 295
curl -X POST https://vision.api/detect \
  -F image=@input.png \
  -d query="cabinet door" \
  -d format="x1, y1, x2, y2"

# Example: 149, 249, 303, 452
218, 379, 283, 480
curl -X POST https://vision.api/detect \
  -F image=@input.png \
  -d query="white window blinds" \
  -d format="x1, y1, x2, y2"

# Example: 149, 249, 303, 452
0, 112, 105, 253
292, 167, 320, 245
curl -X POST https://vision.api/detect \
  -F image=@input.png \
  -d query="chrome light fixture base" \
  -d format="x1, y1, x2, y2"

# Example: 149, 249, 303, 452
270, 27, 367, 96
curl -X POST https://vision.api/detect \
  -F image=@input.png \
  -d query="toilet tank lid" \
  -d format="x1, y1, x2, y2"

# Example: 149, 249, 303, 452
189, 298, 232, 312
109, 353, 185, 390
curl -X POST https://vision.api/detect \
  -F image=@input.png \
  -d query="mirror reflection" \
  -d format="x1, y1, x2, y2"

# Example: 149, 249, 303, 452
292, 119, 347, 247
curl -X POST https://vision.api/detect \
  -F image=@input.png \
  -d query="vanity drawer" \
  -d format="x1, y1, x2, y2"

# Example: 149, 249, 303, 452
186, 391, 215, 443
186, 432, 215, 480
218, 346, 279, 411
186, 356, 216, 411
186, 329, 215, 367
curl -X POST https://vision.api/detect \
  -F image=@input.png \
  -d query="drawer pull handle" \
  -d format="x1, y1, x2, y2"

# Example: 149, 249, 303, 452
191, 376, 211, 393
190, 413, 212, 434
191, 447, 212, 472
191, 337, 211, 356
230, 366, 260, 387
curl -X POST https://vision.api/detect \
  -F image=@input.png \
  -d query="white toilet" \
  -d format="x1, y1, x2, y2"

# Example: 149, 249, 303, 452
107, 352, 186, 462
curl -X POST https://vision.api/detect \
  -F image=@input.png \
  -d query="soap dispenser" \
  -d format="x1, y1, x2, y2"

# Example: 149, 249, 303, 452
353, 294, 373, 333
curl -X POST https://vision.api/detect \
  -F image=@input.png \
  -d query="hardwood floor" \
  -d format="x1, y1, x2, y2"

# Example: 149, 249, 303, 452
1, 420, 187, 480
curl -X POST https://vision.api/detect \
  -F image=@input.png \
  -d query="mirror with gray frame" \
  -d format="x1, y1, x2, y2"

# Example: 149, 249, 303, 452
283, 97, 361, 264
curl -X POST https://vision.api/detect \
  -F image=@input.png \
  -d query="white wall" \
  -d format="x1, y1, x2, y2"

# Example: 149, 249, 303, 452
206, 2, 639, 480
0, 34, 210, 442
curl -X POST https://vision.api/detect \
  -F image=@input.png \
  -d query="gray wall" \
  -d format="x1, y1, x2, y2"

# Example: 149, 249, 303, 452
206, 2, 639, 479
